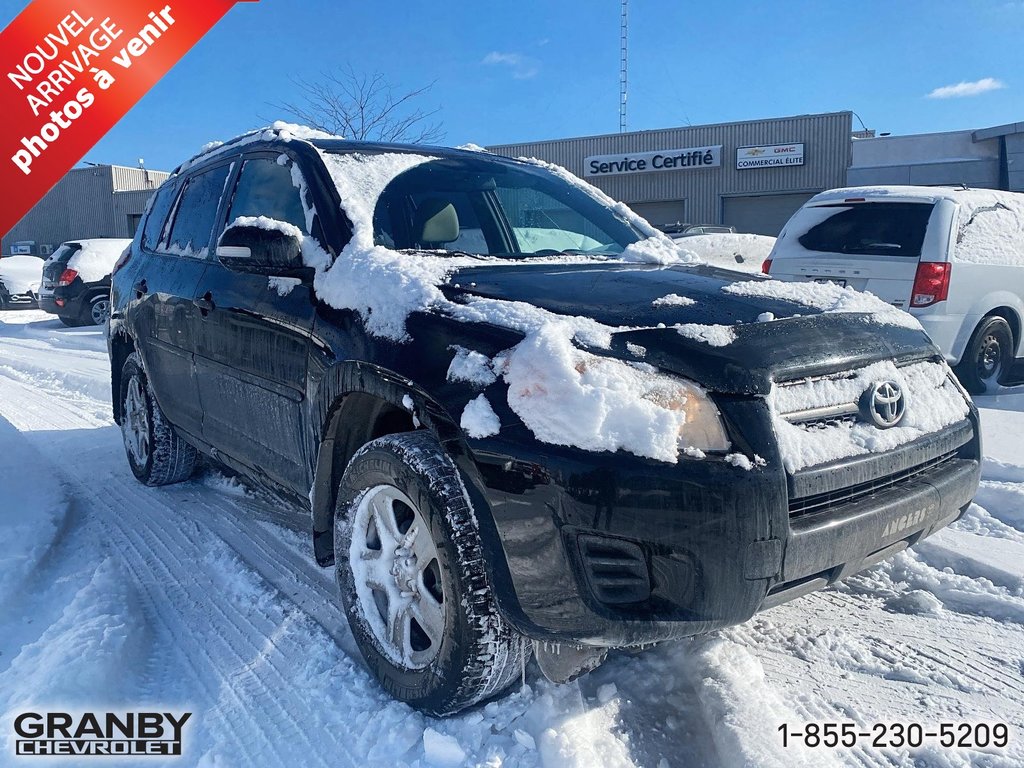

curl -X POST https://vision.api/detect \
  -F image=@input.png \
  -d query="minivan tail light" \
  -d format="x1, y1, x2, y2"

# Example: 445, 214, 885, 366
761, 258, 772, 275
910, 262, 951, 308
58, 268, 79, 287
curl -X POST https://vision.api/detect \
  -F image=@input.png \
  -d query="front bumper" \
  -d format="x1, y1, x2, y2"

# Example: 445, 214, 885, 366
464, 402, 981, 647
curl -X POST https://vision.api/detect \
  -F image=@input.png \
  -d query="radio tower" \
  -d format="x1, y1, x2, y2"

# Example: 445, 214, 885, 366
619, 0, 628, 133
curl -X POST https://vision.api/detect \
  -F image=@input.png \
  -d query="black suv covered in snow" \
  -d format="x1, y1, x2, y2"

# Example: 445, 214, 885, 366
108, 126, 981, 715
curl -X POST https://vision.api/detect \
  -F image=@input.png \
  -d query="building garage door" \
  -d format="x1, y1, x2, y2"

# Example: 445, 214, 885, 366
722, 193, 816, 236
630, 200, 686, 228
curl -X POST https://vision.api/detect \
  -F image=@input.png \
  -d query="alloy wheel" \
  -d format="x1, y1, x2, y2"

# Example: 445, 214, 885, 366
91, 298, 111, 325
123, 377, 151, 467
349, 484, 447, 669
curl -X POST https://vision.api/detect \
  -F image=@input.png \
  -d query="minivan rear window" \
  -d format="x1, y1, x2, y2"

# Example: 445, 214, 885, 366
797, 202, 934, 257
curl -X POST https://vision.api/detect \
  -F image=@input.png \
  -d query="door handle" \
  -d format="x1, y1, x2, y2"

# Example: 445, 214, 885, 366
193, 291, 215, 314
134, 279, 147, 298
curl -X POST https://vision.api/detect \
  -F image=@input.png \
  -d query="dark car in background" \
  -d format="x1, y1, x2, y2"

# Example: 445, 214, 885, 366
108, 127, 981, 715
40, 239, 132, 326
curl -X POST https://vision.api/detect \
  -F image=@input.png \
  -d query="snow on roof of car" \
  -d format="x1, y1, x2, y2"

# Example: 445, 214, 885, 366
63, 239, 133, 283
808, 184, 1024, 207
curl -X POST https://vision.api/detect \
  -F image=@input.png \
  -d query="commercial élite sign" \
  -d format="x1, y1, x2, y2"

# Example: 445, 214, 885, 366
584, 145, 722, 177
736, 143, 805, 169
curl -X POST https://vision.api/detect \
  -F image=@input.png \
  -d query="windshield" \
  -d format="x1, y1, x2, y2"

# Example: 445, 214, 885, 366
369, 156, 644, 257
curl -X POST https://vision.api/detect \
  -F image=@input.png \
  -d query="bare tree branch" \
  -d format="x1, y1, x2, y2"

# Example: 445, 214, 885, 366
268, 65, 444, 145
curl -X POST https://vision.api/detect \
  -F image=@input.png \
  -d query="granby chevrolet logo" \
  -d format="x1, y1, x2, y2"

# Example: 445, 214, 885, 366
12, 711, 191, 757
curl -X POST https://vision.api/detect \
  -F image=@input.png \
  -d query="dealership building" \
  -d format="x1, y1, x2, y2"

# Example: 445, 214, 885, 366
2, 163, 168, 256
489, 111, 1024, 236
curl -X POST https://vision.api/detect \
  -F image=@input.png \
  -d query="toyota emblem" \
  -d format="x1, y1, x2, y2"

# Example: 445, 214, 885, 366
861, 380, 907, 428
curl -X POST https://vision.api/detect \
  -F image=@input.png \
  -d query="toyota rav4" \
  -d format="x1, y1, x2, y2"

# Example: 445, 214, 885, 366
108, 124, 981, 715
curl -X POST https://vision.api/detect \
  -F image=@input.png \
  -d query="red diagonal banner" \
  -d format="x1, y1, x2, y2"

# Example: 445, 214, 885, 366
0, 0, 257, 236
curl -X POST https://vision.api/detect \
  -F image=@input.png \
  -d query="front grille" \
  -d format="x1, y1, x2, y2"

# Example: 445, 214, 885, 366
788, 449, 958, 518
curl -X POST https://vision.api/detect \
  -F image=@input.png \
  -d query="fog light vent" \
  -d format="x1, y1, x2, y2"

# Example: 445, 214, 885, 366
578, 534, 651, 605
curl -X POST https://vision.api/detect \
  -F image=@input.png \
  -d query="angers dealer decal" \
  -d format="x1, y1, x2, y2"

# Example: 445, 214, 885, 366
12, 711, 191, 757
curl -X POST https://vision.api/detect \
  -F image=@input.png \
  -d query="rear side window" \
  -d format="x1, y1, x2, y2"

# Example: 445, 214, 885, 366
226, 157, 310, 234
141, 183, 177, 251
164, 164, 232, 258
49, 243, 79, 265
797, 202, 934, 257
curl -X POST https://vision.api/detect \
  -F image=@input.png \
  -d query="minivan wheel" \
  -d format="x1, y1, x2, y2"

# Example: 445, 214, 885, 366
87, 294, 111, 326
119, 353, 198, 486
957, 317, 1013, 395
335, 431, 529, 716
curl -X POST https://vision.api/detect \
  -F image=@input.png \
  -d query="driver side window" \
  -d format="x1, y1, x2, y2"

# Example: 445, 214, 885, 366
226, 157, 312, 235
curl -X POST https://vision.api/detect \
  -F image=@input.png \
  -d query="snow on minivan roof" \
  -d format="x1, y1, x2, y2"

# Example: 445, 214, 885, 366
808, 185, 1023, 207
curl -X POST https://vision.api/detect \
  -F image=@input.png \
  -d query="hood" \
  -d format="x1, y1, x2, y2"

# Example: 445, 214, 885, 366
446, 260, 936, 394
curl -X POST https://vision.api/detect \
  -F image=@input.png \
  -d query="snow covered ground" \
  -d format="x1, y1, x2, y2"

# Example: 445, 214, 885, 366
0, 308, 1022, 768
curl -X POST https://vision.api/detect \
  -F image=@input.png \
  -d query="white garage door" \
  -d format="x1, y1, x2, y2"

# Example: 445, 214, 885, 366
722, 193, 816, 236
629, 200, 686, 228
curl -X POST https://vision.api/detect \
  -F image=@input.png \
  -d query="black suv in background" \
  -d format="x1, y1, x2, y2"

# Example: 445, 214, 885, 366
40, 239, 132, 326
108, 127, 980, 715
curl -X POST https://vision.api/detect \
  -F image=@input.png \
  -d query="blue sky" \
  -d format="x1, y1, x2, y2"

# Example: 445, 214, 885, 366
2, 0, 1021, 172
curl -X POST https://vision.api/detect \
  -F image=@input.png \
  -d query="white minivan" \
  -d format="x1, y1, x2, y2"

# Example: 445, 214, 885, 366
765, 185, 1024, 394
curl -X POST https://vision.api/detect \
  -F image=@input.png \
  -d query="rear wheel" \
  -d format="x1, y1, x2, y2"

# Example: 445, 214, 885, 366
335, 431, 528, 715
956, 317, 1013, 395
119, 352, 197, 486
85, 294, 111, 326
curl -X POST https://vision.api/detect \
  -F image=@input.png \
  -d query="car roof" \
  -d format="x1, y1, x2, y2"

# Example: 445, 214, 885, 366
171, 124, 529, 178
808, 185, 1022, 206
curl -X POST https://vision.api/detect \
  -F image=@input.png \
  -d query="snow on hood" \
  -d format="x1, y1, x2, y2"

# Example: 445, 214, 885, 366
64, 239, 133, 283
0, 255, 43, 294
722, 279, 923, 331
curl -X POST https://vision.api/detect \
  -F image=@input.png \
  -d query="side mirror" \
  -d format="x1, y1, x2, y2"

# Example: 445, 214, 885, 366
216, 222, 303, 274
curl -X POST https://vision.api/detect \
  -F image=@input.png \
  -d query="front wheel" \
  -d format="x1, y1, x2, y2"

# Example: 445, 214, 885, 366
956, 316, 1013, 395
119, 352, 197, 486
335, 431, 529, 716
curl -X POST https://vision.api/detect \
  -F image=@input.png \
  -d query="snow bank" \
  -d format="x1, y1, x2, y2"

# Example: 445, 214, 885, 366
65, 239, 133, 283
723, 279, 923, 330
770, 360, 969, 472
680, 635, 838, 768
677, 233, 775, 273
0, 255, 42, 295
0, 557, 149, 714
0, 417, 68, 607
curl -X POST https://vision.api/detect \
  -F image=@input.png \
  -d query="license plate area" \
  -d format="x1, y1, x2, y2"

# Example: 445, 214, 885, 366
813, 277, 847, 287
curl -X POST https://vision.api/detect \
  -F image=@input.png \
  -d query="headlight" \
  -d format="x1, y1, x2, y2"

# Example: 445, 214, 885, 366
641, 373, 732, 454
499, 334, 731, 463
